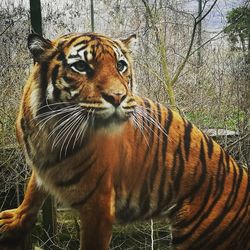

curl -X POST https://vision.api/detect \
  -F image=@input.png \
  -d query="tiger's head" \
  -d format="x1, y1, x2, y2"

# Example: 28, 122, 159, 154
28, 32, 137, 129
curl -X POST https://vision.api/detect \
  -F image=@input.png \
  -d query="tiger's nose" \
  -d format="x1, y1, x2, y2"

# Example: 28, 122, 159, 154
101, 91, 127, 107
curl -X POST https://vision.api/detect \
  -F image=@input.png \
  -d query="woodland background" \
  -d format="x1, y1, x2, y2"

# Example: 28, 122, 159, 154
0, 0, 249, 249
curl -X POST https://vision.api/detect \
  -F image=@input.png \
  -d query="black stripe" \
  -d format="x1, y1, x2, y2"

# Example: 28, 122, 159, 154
141, 99, 154, 163
143, 99, 152, 128
51, 65, 59, 85
126, 98, 136, 104
57, 51, 66, 61
62, 75, 76, 85
172, 141, 185, 195
183, 139, 210, 204
149, 103, 161, 191
53, 87, 61, 100
162, 109, 173, 166
51, 65, 61, 99
123, 106, 134, 110
84, 50, 88, 62
225, 152, 230, 173
68, 54, 80, 59
183, 120, 193, 161
56, 157, 96, 187
73, 39, 91, 47
71, 170, 106, 207
64, 35, 85, 48
38, 62, 49, 115
187, 166, 204, 203
210, 150, 225, 199
203, 133, 214, 159
154, 108, 173, 213
91, 45, 96, 59
145, 106, 162, 217
156, 102, 162, 125
77, 44, 88, 53
138, 99, 158, 217
199, 139, 207, 168
59, 33, 75, 39
226, 161, 242, 210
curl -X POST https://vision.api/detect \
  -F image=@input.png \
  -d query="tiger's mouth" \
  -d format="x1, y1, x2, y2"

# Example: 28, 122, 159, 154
78, 97, 136, 124
93, 107, 133, 127
79, 103, 135, 128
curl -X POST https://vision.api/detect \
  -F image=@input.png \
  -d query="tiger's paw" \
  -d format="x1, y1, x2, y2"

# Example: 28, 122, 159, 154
0, 208, 35, 243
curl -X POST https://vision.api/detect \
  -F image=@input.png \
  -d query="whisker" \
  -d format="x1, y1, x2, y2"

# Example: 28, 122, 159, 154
131, 113, 150, 147
79, 116, 90, 145
135, 105, 164, 117
134, 108, 159, 137
72, 115, 88, 150
52, 111, 81, 150
63, 113, 85, 157
135, 106, 169, 138
34, 105, 79, 121
36, 102, 76, 112
133, 106, 169, 145
47, 112, 77, 140
34, 107, 80, 139
58, 113, 82, 159
90, 109, 95, 127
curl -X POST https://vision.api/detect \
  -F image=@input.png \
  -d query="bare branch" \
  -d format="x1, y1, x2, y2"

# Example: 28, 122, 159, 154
0, 17, 22, 37
225, 133, 250, 150
171, 0, 218, 86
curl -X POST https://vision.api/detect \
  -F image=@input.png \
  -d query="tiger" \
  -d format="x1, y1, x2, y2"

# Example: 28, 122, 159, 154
0, 32, 249, 250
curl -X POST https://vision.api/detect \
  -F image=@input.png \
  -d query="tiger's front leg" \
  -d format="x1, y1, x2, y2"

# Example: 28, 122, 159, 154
0, 172, 48, 245
78, 194, 114, 250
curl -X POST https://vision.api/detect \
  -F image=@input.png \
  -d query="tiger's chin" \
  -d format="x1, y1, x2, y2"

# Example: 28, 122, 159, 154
94, 112, 131, 132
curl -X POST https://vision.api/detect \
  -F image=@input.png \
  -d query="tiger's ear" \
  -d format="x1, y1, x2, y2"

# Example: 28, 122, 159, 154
121, 34, 137, 49
28, 33, 53, 61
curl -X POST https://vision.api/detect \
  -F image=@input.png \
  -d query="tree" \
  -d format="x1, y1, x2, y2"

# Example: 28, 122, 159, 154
224, 5, 250, 166
29, 0, 42, 35
141, 0, 218, 111
224, 6, 250, 59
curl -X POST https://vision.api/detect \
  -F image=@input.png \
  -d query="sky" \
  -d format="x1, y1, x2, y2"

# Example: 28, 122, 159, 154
2, 0, 247, 33
183, 0, 247, 32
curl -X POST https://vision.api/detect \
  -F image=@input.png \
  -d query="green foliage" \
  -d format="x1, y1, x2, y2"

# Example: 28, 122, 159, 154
224, 6, 250, 52
186, 109, 246, 131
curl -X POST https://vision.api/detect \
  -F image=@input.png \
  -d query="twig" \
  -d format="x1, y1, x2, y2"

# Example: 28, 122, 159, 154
0, 17, 22, 36
150, 219, 154, 250
171, 0, 218, 86
225, 133, 250, 150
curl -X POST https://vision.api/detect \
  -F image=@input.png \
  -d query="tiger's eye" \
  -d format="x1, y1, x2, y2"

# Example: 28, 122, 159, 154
71, 61, 89, 73
117, 60, 128, 73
